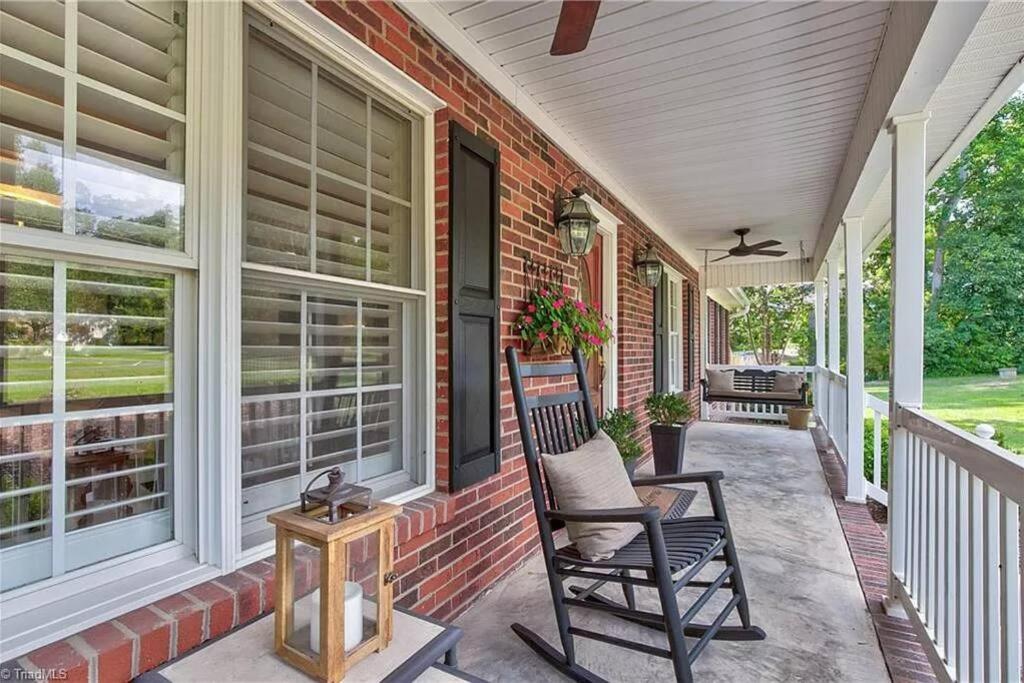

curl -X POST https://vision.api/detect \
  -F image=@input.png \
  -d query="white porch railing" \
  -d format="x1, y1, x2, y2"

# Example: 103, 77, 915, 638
890, 404, 1022, 682
706, 364, 814, 422
864, 392, 888, 506
814, 366, 848, 461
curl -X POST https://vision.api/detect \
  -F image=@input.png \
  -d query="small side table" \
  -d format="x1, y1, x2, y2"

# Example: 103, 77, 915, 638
138, 607, 484, 682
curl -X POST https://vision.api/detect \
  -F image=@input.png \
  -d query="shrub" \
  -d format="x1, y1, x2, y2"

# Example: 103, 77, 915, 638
644, 392, 692, 425
598, 408, 643, 463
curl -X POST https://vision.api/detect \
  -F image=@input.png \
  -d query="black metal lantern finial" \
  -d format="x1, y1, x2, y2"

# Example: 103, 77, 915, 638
634, 242, 663, 287
554, 173, 598, 257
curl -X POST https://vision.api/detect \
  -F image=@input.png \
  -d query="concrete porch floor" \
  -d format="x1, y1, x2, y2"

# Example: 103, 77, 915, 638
452, 421, 889, 682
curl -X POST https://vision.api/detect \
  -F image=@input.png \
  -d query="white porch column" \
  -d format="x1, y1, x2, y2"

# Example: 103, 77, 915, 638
844, 217, 866, 502
827, 258, 841, 372
887, 112, 929, 607
699, 269, 709, 420
813, 279, 826, 423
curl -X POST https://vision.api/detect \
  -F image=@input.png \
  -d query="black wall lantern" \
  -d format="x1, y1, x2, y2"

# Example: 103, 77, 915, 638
634, 242, 663, 287
554, 172, 598, 257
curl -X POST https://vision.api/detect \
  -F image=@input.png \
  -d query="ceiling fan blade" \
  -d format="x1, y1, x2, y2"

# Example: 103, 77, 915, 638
745, 239, 781, 251
752, 249, 788, 257
550, 1, 601, 56
710, 254, 732, 263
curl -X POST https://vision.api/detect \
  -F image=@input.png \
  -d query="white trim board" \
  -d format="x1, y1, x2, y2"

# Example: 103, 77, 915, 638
397, 0, 702, 271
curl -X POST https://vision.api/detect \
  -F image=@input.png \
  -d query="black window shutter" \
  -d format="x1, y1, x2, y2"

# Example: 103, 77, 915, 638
685, 283, 696, 390
653, 273, 667, 393
449, 123, 501, 492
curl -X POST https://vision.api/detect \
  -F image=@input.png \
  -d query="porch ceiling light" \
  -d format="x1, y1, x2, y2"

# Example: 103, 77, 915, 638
554, 173, 598, 257
634, 242, 663, 288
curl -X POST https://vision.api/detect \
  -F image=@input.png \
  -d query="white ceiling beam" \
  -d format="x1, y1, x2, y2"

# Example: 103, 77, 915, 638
398, 0, 702, 268
813, 0, 988, 272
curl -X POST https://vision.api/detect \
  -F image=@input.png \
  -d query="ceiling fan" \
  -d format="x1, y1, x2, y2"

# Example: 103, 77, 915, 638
550, 1, 601, 56
707, 228, 787, 263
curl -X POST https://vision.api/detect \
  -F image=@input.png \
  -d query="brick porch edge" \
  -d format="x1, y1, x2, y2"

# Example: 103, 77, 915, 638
811, 427, 939, 683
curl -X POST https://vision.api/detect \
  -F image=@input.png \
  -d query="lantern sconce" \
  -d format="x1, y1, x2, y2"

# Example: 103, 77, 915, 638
634, 242, 663, 288
553, 171, 598, 257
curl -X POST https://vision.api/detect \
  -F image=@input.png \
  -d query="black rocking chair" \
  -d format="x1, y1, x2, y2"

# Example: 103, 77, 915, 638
505, 346, 765, 682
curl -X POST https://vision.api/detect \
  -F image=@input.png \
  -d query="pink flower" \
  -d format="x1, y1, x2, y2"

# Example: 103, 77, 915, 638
573, 325, 580, 333
553, 299, 565, 310
552, 320, 560, 329
574, 300, 587, 313
599, 320, 606, 329
562, 285, 572, 296
589, 334, 601, 345
524, 315, 533, 324
538, 331, 548, 341
527, 304, 537, 313
540, 288, 549, 297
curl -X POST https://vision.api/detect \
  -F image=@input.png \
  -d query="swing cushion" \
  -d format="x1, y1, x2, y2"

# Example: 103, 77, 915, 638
541, 430, 644, 561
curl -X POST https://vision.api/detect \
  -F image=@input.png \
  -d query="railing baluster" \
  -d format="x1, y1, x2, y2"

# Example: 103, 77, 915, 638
923, 443, 934, 623
935, 450, 946, 647
1000, 500, 1022, 683
957, 464, 970, 681
983, 484, 1000, 681
969, 474, 984, 682
943, 457, 956, 667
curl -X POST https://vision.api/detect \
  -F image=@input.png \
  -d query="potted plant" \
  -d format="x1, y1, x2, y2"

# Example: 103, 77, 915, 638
787, 387, 813, 430
598, 408, 643, 480
515, 283, 611, 357
645, 392, 692, 475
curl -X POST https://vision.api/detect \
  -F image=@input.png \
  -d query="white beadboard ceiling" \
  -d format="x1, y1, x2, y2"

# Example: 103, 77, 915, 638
435, 0, 892, 262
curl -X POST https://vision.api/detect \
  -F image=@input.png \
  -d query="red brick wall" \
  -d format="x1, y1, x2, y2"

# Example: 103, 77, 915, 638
312, 0, 704, 620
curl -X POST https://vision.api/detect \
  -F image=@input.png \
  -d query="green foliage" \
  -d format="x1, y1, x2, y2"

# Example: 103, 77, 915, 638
598, 408, 642, 463
862, 94, 1024, 379
516, 282, 611, 356
644, 392, 692, 425
729, 284, 815, 365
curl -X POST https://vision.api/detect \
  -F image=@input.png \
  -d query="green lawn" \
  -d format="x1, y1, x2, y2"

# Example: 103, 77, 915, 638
866, 374, 1023, 454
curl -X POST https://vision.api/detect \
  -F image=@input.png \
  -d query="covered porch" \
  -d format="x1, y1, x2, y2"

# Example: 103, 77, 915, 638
453, 421, 890, 682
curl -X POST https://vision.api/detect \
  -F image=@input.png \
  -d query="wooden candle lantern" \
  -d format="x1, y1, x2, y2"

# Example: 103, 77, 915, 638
268, 469, 401, 682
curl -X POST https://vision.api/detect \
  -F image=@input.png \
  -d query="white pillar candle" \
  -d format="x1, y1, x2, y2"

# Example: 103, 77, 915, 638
309, 582, 364, 654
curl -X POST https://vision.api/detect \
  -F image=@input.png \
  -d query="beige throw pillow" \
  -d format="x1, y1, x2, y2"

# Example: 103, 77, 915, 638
541, 430, 644, 561
706, 368, 734, 392
772, 373, 803, 394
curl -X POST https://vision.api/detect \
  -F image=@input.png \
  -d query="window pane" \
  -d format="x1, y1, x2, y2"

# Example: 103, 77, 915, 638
307, 394, 358, 477
76, 1, 186, 113
0, 423, 53, 591
370, 196, 410, 287
362, 301, 401, 387
240, 396, 299, 529
65, 266, 174, 412
307, 295, 357, 391
370, 103, 409, 201
0, 257, 54, 417
317, 74, 367, 184
246, 30, 312, 270
315, 174, 366, 279
362, 389, 401, 479
64, 408, 173, 571
0, 56, 64, 232
242, 285, 301, 396
1, 1, 66, 67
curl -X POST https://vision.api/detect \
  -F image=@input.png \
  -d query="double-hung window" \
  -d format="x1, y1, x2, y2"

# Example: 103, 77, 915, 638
665, 271, 684, 393
238, 19, 429, 552
1, 0, 195, 599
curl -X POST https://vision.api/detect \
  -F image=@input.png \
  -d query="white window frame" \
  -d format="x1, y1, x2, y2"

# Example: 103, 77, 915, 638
233, 1, 443, 567
0, 0, 213, 658
663, 267, 685, 393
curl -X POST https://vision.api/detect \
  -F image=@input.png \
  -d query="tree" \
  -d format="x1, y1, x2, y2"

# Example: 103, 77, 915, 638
729, 284, 814, 365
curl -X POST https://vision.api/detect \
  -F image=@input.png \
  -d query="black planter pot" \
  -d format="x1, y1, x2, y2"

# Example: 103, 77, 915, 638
650, 423, 688, 476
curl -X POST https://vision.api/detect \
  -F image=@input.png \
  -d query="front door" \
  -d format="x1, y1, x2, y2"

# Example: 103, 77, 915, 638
580, 234, 605, 417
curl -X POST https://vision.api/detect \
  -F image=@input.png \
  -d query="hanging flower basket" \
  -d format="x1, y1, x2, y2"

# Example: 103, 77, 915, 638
515, 283, 612, 357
